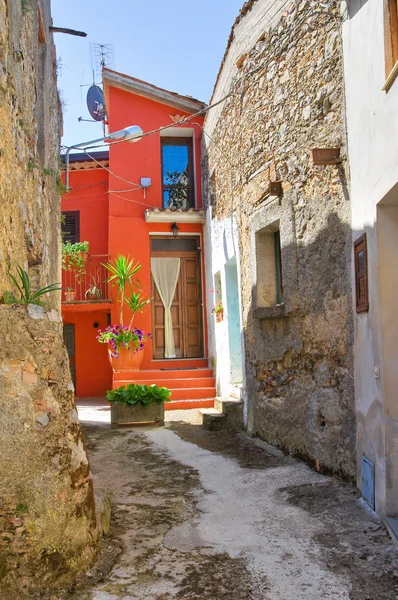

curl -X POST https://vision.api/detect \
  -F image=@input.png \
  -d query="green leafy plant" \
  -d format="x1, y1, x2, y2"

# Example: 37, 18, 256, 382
56, 174, 68, 195
27, 157, 38, 171
62, 241, 89, 283
125, 291, 150, 319
106, 383, 171, 408
212, 302, 224, 315
15, 503, 29, 514
5, 265, 61, 306
21, 0, 33, 14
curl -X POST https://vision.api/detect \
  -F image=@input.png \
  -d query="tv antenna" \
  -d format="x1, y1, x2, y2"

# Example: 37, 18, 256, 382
92, 43, 115, 80
78, 43, 114, 133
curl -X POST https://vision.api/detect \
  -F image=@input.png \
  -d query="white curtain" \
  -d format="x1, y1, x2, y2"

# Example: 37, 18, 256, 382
151, 257, 181, 358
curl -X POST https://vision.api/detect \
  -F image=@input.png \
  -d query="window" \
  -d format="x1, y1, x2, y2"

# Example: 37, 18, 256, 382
384, 0, 398, 85
354, 233, 369, 313
161, 138, 194, 209
255, 223, 283, 308
61, 211, 80, 244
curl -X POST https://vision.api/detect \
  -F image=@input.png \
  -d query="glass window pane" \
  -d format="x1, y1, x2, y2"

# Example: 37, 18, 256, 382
151, 238, 198, 252
162, 144, 189, 186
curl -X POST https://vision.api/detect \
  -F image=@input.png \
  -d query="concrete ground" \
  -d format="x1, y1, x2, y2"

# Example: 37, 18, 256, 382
65, 399, 398, 600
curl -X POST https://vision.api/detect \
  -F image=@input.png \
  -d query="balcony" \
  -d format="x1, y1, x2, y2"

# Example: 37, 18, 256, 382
62, 254, 112, 306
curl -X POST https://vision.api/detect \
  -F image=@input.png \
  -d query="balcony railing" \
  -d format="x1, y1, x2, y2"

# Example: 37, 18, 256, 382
62, 254, 111, 303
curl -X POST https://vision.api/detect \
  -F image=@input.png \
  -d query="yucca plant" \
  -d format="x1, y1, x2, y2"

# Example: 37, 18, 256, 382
5, 265, 61, 306
102, 255, 143, 325
125, 292, 151, 329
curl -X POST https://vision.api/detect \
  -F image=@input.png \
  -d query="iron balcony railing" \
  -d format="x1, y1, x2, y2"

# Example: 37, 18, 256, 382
62, 254, 111, 303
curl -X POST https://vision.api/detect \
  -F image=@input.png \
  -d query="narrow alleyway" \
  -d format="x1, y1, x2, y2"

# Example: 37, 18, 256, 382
67, 403, 398, 600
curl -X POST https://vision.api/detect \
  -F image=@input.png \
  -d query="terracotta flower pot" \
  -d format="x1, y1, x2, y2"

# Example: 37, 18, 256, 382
108, 346, 144, 372
65, 290, 76, 302
215, 308, 224, 323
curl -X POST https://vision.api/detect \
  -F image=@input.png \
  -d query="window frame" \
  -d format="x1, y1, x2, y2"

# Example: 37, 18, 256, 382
384, 0, 398, 90
61, 210, 80, 244
274, 230, 283, 305
354, 233, 369, 313
161, 137, 195, 209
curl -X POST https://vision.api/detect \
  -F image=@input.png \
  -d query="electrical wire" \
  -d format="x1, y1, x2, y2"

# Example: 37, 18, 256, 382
108, 191, 153, 208
83, 149, 142, 188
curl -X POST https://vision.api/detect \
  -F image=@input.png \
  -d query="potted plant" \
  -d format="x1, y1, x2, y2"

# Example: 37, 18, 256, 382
212, 301, 224, 322
97, 325, 150, 371
107, 383, 171, 428
85, 274, 102, 301
97, 255, 151, 371
65, 287, 76, 302
62, 241, 89, 283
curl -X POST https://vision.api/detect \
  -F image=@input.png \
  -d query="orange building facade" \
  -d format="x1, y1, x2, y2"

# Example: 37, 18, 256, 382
61, 69, 215, 408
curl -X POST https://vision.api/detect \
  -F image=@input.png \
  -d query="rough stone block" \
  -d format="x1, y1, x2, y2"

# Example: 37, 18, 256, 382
202, 412, 227, 431
22, 371, 38, 385
110, 402, 165, 428
27, 304, 46, 320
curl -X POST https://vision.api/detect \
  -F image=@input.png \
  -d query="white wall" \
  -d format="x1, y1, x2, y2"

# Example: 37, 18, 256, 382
343, 0, 398, 516
204, 209, 246, 409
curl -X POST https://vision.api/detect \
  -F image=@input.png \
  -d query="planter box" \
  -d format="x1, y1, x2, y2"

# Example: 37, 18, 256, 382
110, 402, 164, 429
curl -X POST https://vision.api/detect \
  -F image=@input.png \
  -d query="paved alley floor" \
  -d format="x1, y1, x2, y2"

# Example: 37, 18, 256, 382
68, 401, 398, 600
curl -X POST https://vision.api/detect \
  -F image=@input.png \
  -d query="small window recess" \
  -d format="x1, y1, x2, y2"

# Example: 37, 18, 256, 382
354, 233, 369, 313
213, 271, 224, 322
254, 222, 284, 313
61, 211, 80, 244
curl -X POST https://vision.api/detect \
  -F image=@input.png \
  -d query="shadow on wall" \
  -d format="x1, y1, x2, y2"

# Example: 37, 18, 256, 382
244, 209, 356, 480
347, 0, 371, 20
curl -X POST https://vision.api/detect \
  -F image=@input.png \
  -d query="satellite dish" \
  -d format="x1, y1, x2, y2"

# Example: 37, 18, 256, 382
87, 85, 105, 121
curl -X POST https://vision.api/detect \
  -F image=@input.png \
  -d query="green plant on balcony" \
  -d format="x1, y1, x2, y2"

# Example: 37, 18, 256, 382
62, 241, 89, 284
85, 273, 102, 301
3, 265, 61, 306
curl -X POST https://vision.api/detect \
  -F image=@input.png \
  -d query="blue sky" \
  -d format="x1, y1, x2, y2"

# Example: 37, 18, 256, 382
51, 1, 243, 148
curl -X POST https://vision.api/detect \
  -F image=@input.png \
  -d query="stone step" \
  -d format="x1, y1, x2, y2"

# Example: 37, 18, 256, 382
199, 408, 227, 431
214, 396, 244, 429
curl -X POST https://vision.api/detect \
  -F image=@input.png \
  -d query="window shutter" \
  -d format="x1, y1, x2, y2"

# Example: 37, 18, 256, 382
354, 233, 369, 313
62, 211, 80, 244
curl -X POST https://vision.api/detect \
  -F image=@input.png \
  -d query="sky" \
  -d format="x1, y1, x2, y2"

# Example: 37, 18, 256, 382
51, 0, 244, 149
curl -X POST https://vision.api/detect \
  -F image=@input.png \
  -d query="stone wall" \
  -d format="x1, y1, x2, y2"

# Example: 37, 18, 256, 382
0, 0, 61, 303
0, 306, 97, 595
0, 1, 98, 595
203, 0, 356, 478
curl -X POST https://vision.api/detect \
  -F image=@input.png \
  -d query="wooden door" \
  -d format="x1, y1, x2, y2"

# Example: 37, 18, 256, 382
151, 239, 203, 359
181, 256, 203, 358
63, 324, 76, 390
